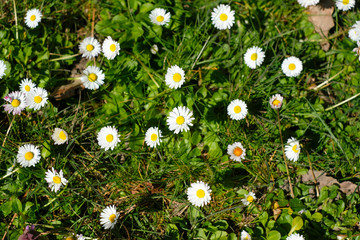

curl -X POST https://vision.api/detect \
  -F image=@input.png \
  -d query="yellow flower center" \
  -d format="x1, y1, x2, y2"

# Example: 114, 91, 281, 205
233, 147, 243, 157
176, 116, 185, 125
110, 44, 116, 52
288, 63, 296, 71
65, 237, 74, 240
343, 0, 349, 4
25, 85, 30, 92
292, 144, 299, 153
173, 73, 182, 82
86, 44, 94, 51
196, 189, 205, 198
59, 131, 67, 140
234, 106, 241, 114
106, 134, 114, 143
30, 15, 36, 21
247, 195, 254, 203
53, 176, 61, 184
24, 152, 34, 160
250, 53, 258, 61
272, 99, 281, 106
34, 96, 42, 103
88, 73, 97, 82
151, 133, 158, 141
156, 16, 164, 22
109, 214, 116, 223
11, 99, 20, 107
220, 13, 228, 21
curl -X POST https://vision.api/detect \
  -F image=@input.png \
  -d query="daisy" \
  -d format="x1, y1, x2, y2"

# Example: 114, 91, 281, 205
76, 234, 85, 240
19, 78, 36, 94
97, 126, 120, 151
286, 233, 305, 240
165, 65, 185, 89
25, 9, 42, 28
52, 128, 69, 145
100, 205, 119, 229
102, 36, 120, 60
244, 46, 265, 69
269, 94, 284, 109
241, 191, 256, 206
3, 91, 27, 115
166, 106, 195, 134
145, 127, 162, 148
16, 144, 41, 167
150, 44, 159, 54
0, 60, 6, 79
80, 66, 105, 90
149, 8, 171, 26
211, 4, 235, 30
349, 28, 360, 41
187, 181, 211, 207
227, 142, 246, 162
353, 41, 360, 60
285, 137, 301, 162
26, 87, 48, 110
297, 0, 320, 7
241, 230, 252, 240
79, 37, 101, 59
336, 0, 355, 11
281, 56, 303, 77
227, 99, 248, 120
45, 168, 68, 192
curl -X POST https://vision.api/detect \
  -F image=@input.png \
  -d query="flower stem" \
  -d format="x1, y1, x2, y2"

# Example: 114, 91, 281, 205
12, 0, 18, 40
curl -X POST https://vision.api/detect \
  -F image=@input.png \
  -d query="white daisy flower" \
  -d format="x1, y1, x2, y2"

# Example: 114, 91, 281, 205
244, 46, 265, 69
79, 37, 101, 59
166, 106, 195, 134
285, 137, 301, 162
227, 99, 248, 120
19, 78, 36, 94
241, 191, 256, 206
145, 127, 162, 148
150, 44, 159, 54
102, 36, 120, 60
336, 0, 355, 11
353, 41, 360, 61
227, 142, 246, 162
76, 234, 86, 240
52, 128, 69, 145
3, 91, 27, 115
149, 8, 171, 26
281, 56, 303, 77
211, 4, 235, 30
349, 27, 360, 42
0, 60, 6, 79
45, 167, 68, 192
16, 144, 41, 167
297, 0, 320, 7
187, 181, 211, 207
165, 65, 185, 89
269, 94, 284, 109
241, 230, 252, 240
26, 87, 48, 110
97, 126, 120, 151
286, 233, 305, 240
80, 66, 105, 90
25, 9, 42, 28
100, 205, 119, 229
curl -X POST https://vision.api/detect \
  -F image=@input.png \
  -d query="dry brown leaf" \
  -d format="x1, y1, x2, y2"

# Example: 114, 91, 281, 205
51, 79, 84, 101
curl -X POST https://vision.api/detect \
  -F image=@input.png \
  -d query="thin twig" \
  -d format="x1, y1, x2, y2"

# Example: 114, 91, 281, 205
325, 92, 360, 111
313, 68, 345, 91
12, 0, 18, 40
1, 213, 17, 240
0, 116, 15, 158
306, 151, 319, 197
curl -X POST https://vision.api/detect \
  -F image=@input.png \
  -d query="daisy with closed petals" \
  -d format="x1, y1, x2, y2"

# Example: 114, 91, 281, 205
227, 142, 246, 162
150, 44, 159, 54
102, 36, 120, 60
336, 0, 355, 11
285, 137, 300, 162
286, 233, 305, 240
244, 46, 265, 69
25, 9, 42, 28
297, 0, 319, 7
353, 41, 360, 61
100, 205, 119, 229
16, 144, 41, 167
211, 4, 235, 30
187, 181, 211, 207
281, 56, 303, 77
0, 60, 6, 79
19, 78, 36, 94
80, 66, 105, 90
241, 230, 251, 240
269, 94, 284, 109
52, 128, 69, 145
145, 127, 162, 148
227, 99, 248, 120
26, 87, 48, 110
97, 126, 120, 151
166, 106, 195, 134
3, 91, 27, 115
45, 168, 68, 192
165, 65, 185, 89
149, 8, 171, 26
241, 192, 256, 206
79, 37, 101, 59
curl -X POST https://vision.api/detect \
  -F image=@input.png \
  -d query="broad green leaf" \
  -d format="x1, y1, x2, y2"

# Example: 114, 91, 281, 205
210, 231, 228, 240
41, 140, 51, 159
267, 230, 281, 240
288, 216, 303, 235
